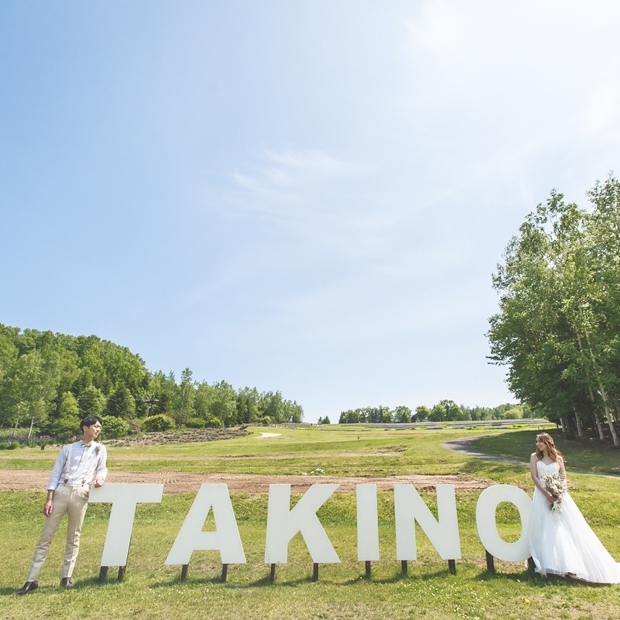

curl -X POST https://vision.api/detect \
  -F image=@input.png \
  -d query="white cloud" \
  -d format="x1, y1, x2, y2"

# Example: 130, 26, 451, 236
266, 148, 355, 176
233, 147, 356, 194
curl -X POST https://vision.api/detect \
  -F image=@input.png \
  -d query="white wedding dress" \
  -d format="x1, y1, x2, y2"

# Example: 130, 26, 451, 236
529, 460, 620, 583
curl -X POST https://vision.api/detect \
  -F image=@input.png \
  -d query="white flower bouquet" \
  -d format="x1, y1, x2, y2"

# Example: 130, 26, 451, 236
543, 473, 566, 513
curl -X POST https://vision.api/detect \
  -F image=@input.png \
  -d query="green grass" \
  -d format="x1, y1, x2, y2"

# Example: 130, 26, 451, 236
472, 429, 620, 475
1, 424, 619, 619
0, 425, 535, 475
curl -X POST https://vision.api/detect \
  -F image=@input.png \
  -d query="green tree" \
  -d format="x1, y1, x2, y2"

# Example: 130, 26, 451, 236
488, 178, 620, 446
0, 350, 60, 437
106, 385, 137, 419
236, 387, 261, 423
0, 327, 19, 384
78, 385, 106, 418
173, 368, 196, 425
394, 405, 413, 423
414, 405, 431, 422
284, 399, 304, 423
209, 381, 238, 426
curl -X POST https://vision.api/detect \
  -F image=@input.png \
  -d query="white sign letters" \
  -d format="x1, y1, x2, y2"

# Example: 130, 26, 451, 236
90, 482, 533, 574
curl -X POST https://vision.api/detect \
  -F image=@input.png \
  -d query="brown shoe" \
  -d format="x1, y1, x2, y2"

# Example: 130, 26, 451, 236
60, 577, 74, 588
16, 581, 38, 595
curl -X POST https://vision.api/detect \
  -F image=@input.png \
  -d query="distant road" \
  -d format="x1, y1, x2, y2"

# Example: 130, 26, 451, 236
440, 436, 527, 466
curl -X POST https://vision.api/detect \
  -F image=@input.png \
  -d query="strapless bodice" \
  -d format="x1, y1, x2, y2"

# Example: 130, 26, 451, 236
536, 460, 559, 476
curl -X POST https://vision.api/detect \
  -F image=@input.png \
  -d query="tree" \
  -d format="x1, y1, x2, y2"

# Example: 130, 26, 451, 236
0, 323, 307, 436
394, 406, 413, 423
236, 387, 261, 423
439, 400, 464, 421
195, 381, 238, 427
488, 178, 620, 446
173, 368, 196, 425
339, 409, 363, 423
50, 391, 82, 441
106, 386, 136, 419
0, 350, 60, 437
414, 405, 431, 422
78, 385, 106, 418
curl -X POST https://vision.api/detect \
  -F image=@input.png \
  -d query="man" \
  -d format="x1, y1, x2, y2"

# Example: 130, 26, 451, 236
16, 415, 108, 594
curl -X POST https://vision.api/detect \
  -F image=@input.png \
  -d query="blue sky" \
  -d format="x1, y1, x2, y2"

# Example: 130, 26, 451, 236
2, 1, 619, 422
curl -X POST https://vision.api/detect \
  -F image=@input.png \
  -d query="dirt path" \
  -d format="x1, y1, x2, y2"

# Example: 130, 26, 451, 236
0, 469, 490, 495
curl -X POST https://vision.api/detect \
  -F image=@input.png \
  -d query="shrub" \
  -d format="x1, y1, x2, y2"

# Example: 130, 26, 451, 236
101, 415, 131, 439
142, 414, 176, 433
127, 419, 142, 435
204, 415, 223, 428
185, 417, 206, 429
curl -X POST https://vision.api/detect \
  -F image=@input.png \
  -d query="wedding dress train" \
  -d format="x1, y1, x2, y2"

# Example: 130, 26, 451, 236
529, 460, 620, 584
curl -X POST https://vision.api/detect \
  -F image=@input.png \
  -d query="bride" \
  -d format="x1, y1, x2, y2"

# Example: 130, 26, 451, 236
529, 432, 620, 583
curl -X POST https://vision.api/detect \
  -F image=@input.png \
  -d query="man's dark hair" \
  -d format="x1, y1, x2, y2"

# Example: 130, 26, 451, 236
80, 415, 103, 432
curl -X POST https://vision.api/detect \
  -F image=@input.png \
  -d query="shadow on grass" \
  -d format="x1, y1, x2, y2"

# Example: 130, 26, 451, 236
461, 458, 528, 481
474, 569, 613, 589
145, 565, 471, 590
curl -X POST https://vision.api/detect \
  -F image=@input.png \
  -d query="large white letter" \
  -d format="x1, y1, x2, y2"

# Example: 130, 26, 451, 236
356, 484, 379, 561
394, 484, 461, 560
265, 483, 340, 564
165, 484, 246, 565
476, 485, 532, 562
90, 483, 164, 566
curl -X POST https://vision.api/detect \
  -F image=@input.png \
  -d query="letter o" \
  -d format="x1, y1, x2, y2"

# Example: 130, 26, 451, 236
475, 485, 532, 562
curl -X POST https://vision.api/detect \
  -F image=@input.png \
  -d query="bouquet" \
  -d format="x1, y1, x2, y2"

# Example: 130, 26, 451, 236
543, 473, 566, 513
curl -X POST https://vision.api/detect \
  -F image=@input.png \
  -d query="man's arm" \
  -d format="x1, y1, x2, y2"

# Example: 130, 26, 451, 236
43, 489, 55, 516
43, 445, 69, 516
93, 445, 108, 488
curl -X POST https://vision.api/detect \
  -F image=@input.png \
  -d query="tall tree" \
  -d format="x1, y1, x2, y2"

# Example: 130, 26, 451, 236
0, 350, 60, 437
488, 178, 620, 446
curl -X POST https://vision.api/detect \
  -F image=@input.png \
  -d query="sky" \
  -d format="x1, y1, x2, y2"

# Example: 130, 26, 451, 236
1, 1, 620, 422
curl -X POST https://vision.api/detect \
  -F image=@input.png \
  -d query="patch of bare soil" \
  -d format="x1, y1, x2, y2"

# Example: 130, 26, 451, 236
0, 470, 490, 495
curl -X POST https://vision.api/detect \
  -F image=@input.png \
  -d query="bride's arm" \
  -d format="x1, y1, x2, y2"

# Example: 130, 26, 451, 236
557, 455, 567, 481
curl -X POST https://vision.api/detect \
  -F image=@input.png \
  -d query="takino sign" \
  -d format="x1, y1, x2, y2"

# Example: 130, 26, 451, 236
90, 483, 532, 579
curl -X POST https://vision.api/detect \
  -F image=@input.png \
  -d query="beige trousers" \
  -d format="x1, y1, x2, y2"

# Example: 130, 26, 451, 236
27, 483, 90, 581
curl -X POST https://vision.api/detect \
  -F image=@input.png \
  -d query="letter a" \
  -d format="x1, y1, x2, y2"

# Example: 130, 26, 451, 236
166, 484, 246, 565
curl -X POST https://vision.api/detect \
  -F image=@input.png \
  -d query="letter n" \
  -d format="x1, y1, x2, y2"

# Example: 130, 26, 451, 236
394, 484, 461, 560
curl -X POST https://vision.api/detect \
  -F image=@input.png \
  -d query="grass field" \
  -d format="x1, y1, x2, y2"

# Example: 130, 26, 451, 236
1, 424, 619, 619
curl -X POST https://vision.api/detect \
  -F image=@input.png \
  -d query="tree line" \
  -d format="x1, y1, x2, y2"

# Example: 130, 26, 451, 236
338, 401, 531, 424
488, 176, 620, 447
0, 324, 303, 440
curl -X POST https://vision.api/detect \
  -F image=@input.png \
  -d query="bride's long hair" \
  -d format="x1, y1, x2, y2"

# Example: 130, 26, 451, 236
535, 432, 563, 462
